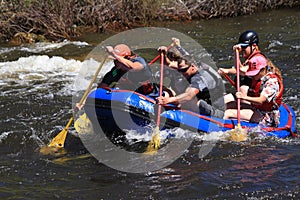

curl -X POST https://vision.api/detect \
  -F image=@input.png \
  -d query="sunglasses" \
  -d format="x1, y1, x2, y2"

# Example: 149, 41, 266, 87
241, 45, 249, 49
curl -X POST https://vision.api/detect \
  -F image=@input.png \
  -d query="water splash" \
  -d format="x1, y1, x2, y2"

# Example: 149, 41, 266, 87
0, 40, 89, 55
0, 55, 111, 97
0, 131, 11, 143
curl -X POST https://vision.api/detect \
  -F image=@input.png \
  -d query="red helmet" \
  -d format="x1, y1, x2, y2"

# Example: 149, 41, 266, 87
113, 44, 131, 57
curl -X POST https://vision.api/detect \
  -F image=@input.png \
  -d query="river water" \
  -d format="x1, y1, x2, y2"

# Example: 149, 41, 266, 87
0, 8, 299, 199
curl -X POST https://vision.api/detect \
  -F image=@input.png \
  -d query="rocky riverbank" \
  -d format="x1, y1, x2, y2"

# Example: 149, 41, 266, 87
0, 0, 299, 44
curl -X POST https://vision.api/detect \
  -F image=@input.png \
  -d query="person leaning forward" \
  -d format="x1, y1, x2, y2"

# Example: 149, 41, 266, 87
98, 44, 153, 93
157, 52, 225, 118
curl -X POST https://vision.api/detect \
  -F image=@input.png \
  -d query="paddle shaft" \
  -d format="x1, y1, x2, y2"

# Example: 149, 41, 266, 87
148, 43, 172, 127
78, 57, 107, 107
48, 57, 107, 148
222, 73, 236, 88
156, 52, 164, 127
235, 48, 241, 126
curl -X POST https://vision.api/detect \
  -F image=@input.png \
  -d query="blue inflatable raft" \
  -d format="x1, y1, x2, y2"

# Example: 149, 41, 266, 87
84, 87, 297, 138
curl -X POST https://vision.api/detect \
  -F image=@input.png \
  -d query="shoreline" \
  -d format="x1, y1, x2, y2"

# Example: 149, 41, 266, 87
0, 0, 299, 44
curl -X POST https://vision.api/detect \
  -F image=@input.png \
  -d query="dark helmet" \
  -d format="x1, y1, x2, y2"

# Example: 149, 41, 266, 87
238, 30, 259, 45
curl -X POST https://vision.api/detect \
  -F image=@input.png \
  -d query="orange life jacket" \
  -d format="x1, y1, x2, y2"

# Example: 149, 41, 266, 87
249, 73, 283, 111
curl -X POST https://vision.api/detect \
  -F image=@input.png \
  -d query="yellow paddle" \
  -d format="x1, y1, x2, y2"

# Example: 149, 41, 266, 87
146, 52, 165, 153
227, 48, 247, 142
40, 57, 107, 155
74, 112, 93, 134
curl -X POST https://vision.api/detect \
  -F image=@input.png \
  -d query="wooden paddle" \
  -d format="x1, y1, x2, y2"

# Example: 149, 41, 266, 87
227, 48, 247, 142
236, 48, 242, 128
40, 57, 107, 154
146, 52, 165, 153
222, 73, 236, 88
148, 43, 173, 66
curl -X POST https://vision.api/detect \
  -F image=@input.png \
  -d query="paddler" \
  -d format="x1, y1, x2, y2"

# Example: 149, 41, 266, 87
219, 30, 284, 126
157, 38, 225, 118
98, 43, 155, 94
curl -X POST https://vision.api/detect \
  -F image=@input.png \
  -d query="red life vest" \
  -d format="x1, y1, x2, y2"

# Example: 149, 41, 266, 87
249, 73, 283, 111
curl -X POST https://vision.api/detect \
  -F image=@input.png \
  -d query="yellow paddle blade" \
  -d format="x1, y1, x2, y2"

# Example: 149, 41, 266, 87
74, 113, 93, 134
226, 125, 248, 142
39, 145, 67, 156
48, 128, 68, 148
48, 117, 73, 148
145, 126, 161, 154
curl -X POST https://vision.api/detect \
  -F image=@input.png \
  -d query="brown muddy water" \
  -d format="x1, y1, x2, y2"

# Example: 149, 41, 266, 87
0, 8, 299, 200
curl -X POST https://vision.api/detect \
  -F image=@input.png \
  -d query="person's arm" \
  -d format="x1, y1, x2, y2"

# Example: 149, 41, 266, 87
218, 67, 237, 75
236, 77, 278, 106
158, 38, 190, 70
106, 46, 144, 71
218, 44, 248, 76
115, 56, 144, 71
157, 87, 199, 105
236, 91, 267, 105
171, 37, 189, 56
157, 45, 179, 69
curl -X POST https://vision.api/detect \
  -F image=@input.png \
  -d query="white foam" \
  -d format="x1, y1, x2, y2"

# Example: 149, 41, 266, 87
291, 45, 300, 50
0, 55, 81, 73
288, 95, 298, 101
0, 55, 114, 96
71, 58, 113, 92
0, 131, 11, 143
124, 127, 225, 144
268, 40, 283, 50
0, 40, 89, 55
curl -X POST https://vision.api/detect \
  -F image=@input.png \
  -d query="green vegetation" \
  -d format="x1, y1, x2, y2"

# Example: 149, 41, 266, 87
0, 0, 299, 44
